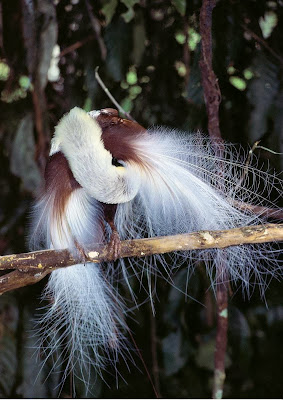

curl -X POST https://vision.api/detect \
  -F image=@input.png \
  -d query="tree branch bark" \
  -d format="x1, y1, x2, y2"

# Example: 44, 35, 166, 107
0, 223, 282, 295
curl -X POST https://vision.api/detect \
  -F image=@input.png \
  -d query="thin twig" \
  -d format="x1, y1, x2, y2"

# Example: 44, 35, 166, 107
199, 0, 227, 397
241, 24, 283, 67
232, 200, 283, 220
150, 303, 161, 398
59, 35, 95, 58
0, 224, 282, 294
95, 67, 137, 122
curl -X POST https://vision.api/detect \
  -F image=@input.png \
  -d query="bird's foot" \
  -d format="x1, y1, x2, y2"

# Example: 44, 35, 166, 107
107, 229, 121, 261
74, 240, 88, 264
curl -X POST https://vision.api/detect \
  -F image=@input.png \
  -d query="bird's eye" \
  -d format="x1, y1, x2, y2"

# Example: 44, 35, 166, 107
112, 157, 124, 167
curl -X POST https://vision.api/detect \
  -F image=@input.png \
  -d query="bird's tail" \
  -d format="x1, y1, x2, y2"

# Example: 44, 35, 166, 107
30, 188, 130, 393
35, 264, 129, 392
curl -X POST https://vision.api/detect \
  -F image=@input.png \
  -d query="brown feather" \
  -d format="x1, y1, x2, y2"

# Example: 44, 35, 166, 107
44, 152, 81, 242
96, 109, 147, 164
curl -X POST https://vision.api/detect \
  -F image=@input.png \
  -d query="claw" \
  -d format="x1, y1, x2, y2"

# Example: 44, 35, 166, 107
74, 239, 88, 263
107, 225, 121, 261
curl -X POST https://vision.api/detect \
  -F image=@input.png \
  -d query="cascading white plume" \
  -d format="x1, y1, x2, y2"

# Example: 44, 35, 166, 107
29, 107, 282, 392
30, 187, 130, 393
114, 128, 282, 298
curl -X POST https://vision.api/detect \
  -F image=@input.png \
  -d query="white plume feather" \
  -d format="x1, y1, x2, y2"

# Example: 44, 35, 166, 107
113, 127, 282, 297
30, 187, 130, 391
30, 107, 282, 392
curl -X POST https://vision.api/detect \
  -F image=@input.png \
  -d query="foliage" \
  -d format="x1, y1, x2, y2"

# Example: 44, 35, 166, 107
0, 0, 282, 398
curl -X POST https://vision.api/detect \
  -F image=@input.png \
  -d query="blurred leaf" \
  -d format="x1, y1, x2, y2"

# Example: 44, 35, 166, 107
266, 306, 283, 326
229, 76, 247, 91
171, 0, 186, 16
104, 17, 132, 81
21, 0, 36, 77
83, 97, 92, 112
259, 11, 278, 39
132, 16, 146, 65
247, 51, 279, 142
126, 68, 137, 85
19, 75, 32, 89
188, 28, 201, 51
229, 306, 251, 340
243, 68, 254, 80
121, 96, 133, 112
0, 295, 18, 397
35, 0, 58, 90
122, 8, 135, 23
195, 337, 215, 370
228, 306, 252, 370
185, 45, 204, 105
120, 0, 139, 23
0, 61, 10, 81
10, 114, 42, 195
175, 31, 186, 45
195, 336, 231, 371
162, 328, 189, 376
101, 0, 118, 25
163, 267, 200, 331
175, 61, 187, 77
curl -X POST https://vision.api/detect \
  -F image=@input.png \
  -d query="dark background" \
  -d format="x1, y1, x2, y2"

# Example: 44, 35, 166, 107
0, 0, 283, 398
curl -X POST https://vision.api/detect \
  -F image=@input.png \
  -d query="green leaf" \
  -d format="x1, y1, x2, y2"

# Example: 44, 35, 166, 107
36, 0, 58, 90
122, 7, 135, 23
19, 75, 32, 89
175, 31, 186, 45
120, 0, 139, 23
132, 16, 146, 65
0, 61, 10, 81
259, 11, 278, 39
104, 17, 131, 81
101, 0, 118, 25
185, 45, 204, 105
126, 69, 138, 85
247, 52, 279, 142
188, 28, 201, 51
229, 76, 247, 91
243, 68, 254, 80
195, 336, 231, 371
121, 97, 133, 112
10, 114, 42, 195
162, 328, 189, 376
83, 97, 92, 112
172, 0, 186, 16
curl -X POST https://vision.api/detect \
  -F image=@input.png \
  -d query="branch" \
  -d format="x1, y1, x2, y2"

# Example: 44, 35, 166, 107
199, 0, 223, 147
0, 224, 282, 295
59, 34, 95, 58
241, 24, 283, 67
199, 1, 225, 397
232, 200, 283, 220
95, 67, 137, 122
